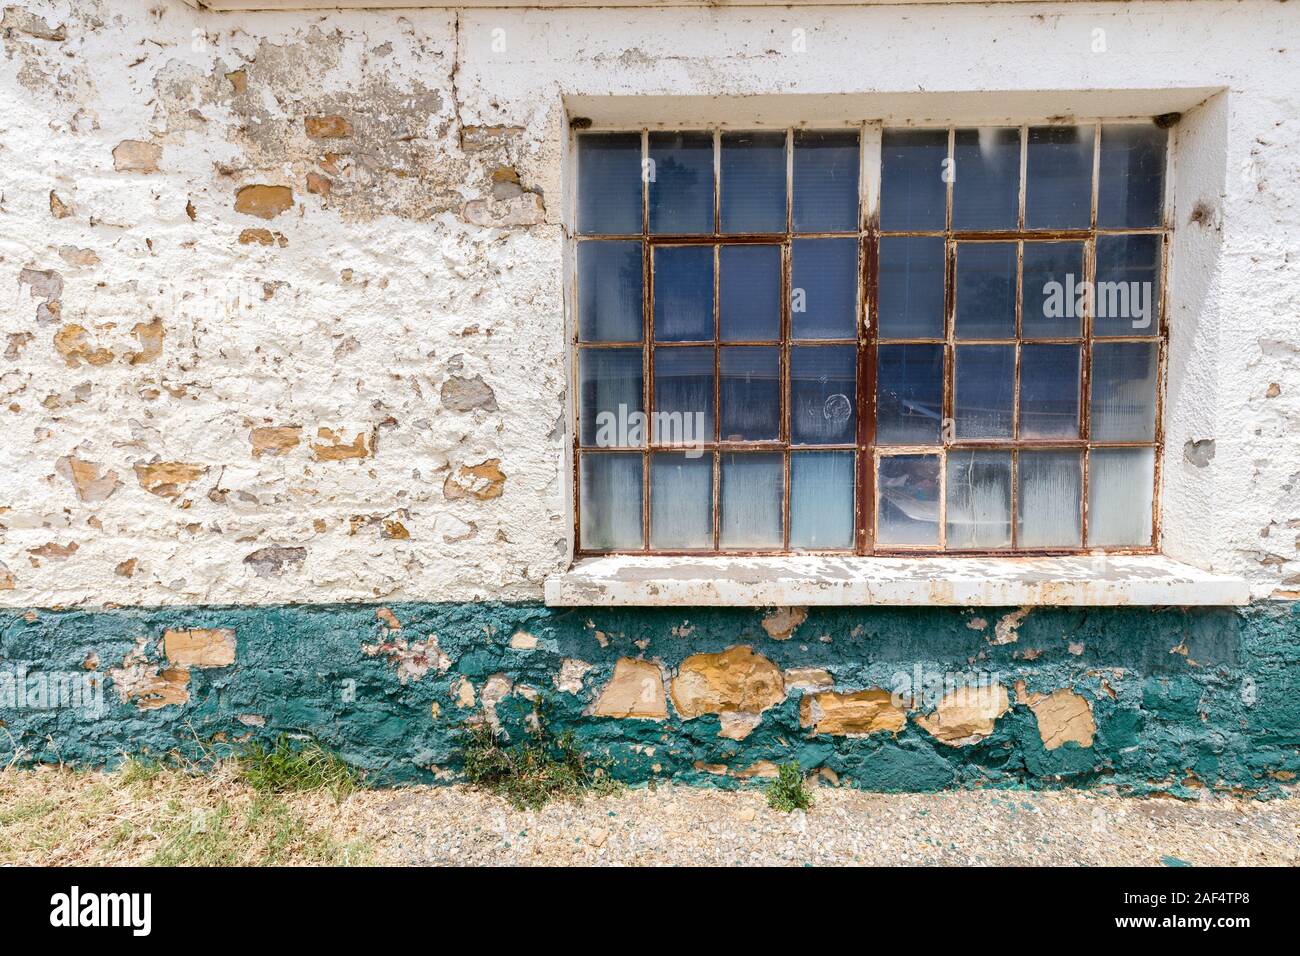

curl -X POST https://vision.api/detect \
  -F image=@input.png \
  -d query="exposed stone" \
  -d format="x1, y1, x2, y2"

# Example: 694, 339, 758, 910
127, 319, 164, 365
381, 519, 409, 539
783, 667, 833, 689
56, 456, 121, 503
718, 712, 763, 740
915, 684, 1011, 746
461, 193, 546, 229
250, 425, 301, 458
310, 427, 369, 461
1028, 689, 1096, 750
1183, 438, 1216, 468
58, 245, 98, 266
109, 643, 190, 711
235, 184, 294, 220
509, 631, 537, 650
762, 606, 808, 640
49, 191, 72, 219
18, 268, 61, 324
993, 607, 1031, 645
112, 139, 161, 173
306, 172, 333, 195
53, 324, 113, 367
238, 227, 288, 247
2, 7, 66, 41
554, 658, 593, 694
670, 645, 785, 719
114, 558, 137, 578
443, 459, 506, 500
0, 560, 13, 590
305, 115, 352, 138
801, 689, 907, 736
243, 545, 307, 577
363, 633, 451, 683
736, 760, 780, 779
28, 541, 79, 560
441, 374, 498, 412
225, 69, 247, 94
453, 676, 476, 708
134, 461, 205, 499
592, 658, 667, 720
164, 628, 237, 668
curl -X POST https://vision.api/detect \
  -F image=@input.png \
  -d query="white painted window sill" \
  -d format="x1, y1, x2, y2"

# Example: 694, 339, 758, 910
544, 555, 1250, 607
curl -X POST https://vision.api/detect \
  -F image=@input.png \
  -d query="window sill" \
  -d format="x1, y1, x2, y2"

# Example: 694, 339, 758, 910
544, 554, 1250, 607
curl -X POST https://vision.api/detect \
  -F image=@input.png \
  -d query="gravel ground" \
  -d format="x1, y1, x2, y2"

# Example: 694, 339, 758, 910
356, 785, 1299, 867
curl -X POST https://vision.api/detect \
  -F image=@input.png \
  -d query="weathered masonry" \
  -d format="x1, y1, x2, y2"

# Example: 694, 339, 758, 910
1, 0, 1298, 794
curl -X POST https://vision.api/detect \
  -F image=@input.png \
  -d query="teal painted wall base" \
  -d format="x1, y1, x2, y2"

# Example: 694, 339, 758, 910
2, 602, 1298, 795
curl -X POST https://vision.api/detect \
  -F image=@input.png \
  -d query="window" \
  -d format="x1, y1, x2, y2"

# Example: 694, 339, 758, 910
572, 123, 1168, 555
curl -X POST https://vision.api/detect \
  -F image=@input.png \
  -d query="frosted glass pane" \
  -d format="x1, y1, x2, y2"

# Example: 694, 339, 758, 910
579, 348, 643, 447
880, 128, 947, 231
878, 237, 945, 339
945, 450, 1012, 549
1019, 344, 1080, 439
877, 344, 943, 444
1021, 241, 1084, 338
577, 240, 643, 342
1026, 126, 1093, 230
580, 453, 643, 550
955, 242, 1016, 339
648, 131, 713, 235
952, 127, 1020, 231
720, 453, 783, 548
653, 245, 713, 341
790, 452, 855, 549
1094, 233, 1161, 336
1017, 450, 1082, 548
1099, 124, 1166, 229
1088, 447, 1155, 547
720, 244, 781, 341
792, 129, 859, 233
1091, 341, 1158, 441
790, 346, 856, 445
954, 345, 1014, 439
720, 347, 779, 441
721, 131, 787, 234
653, 347, 714, 445
791, 238, 858, 339
650, 453, 712, 549
877, 454, 940, 547
578, 133, 642, 235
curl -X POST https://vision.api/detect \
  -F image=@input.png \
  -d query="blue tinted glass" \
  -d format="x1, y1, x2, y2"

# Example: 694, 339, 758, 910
945, 450, 1012, 549
880, 128, 947, 231
720, 452, 783, 548
790, 451, 855, 549
580, 348, 644, 447
1094, 233, 1161, 336
720, 346, 780, 441
790, 346, 855, 445
876, 344, 943, 444
952, 127, 1020, 231
878, 237, 945, 339
580, 453, 643, 550
578, 132, 642, 235
721, 131, 787, 233
791, 238, 858, 339
1099, 124, 1166, 228
720, 244, 781, 341
1090, 341, 1158, 441
1020, 344, 1080, 439
654, 347, 714, 444
1021, 241, 1084, 338
648, 131, 714, 235
653, 245, 713, 341
955, 242, 1016, 339
578, 240, 643, 342
1026, 126, 1094, 229
650, 453, 712, 549
793, 129, 859, 233
1018, 450, 1082, 548
877, 454, 940, 547
954, 345, 1014, 439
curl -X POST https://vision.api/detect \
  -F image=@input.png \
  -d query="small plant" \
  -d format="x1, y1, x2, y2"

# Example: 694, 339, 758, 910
765, 762, 813, 813
237, 736, 362, 801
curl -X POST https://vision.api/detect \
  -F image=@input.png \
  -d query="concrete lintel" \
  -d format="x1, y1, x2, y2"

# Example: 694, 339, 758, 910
544, 554, 1252, 607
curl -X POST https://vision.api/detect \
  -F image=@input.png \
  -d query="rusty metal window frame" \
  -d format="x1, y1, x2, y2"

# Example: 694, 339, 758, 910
570, 121, 1170, 557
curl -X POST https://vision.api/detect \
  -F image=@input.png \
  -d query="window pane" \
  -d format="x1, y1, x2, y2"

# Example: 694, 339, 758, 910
1025, 126, 1094, 230
954, 345, 1014, 439
880, 128, 947, 231
578, 240, 643, 342
1021, 241, 1084, 338
1094, 233, 1161, 336
650, 452, 712, 549
946, 450, 1012, 549
877, 454, 940, 547
790, 345, 855, 445
653, 347, 714, 445
791, 238, 858, 339
653, 245, 713, 341
1019, 344, 1080, 439
1088, 447, 1155, 547
877, 344, 943, 444
1099, 124, 1166, 229
648, 131, 713, 235
952, 127, 1020, 231
720, 452, 783, 548
878, 236, 945, 339
1091, 341, 1158, 441
1017, 450, 1082, 548
580, 453, 643, 549
720, 244, 781, 341
721, 131, 786, 233
792, 129, 859, 233
580, 347, 643, 447
720, 346, 779, 441
955, 242, 1016, 339
790, 451, 854, 549
578, 132, 642, 235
